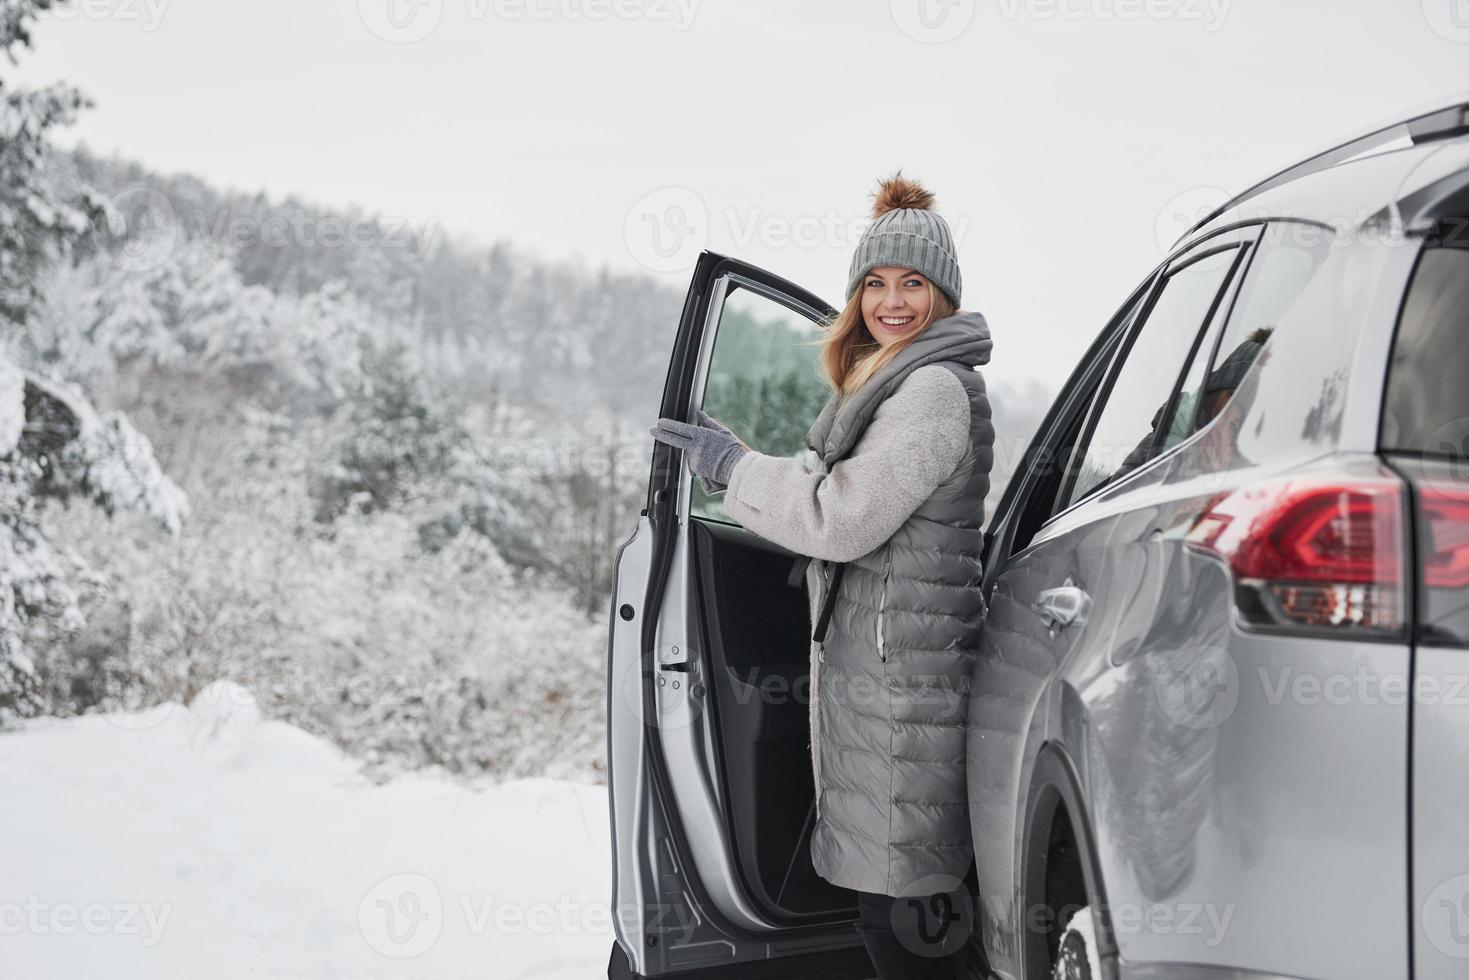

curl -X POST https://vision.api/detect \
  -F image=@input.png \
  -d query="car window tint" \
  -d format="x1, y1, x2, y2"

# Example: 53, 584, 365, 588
1065, 246, 1240, 507
1179, 230, 1333, 448
1381, 247, 1469, 454
692, 285, 829, 522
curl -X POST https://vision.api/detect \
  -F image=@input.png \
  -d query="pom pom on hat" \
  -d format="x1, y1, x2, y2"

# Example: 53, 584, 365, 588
847, 171, 962, 305
870, 173, 937, 217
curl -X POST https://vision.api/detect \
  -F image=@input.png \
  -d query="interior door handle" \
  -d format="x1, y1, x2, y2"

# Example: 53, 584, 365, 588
1034, 579, 1092, 630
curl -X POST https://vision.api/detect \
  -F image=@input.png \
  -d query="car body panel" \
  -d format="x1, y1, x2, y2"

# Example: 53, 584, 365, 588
1409, 638, 1469, 978
975, 451, 1414, 979
1386, 454, 1469, 977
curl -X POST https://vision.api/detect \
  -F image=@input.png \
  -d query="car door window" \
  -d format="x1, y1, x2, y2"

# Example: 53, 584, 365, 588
998, 277, 1154, 558
1177, 230, 1334, 449
1064, 245, 1243, 507
692, 284, 831, 522
1155, 245, 1253, 455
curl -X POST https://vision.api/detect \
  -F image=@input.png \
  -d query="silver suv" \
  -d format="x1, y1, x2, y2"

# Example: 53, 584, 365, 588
606, 95, 1469, 980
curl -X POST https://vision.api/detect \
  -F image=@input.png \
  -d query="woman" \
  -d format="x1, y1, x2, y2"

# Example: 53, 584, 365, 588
650, 174, 994, 979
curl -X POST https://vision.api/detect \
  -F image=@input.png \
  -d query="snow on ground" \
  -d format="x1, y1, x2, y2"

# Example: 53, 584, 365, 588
1, 682, 614, 979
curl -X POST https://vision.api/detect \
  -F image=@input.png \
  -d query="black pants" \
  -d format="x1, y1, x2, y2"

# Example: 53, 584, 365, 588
856, 889, 974, 979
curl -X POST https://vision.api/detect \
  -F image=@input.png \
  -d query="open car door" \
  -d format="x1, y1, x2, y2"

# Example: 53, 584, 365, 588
606, 252, 875, 979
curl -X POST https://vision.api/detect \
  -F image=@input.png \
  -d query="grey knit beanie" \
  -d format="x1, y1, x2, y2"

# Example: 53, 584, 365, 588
845, 174, 962, 307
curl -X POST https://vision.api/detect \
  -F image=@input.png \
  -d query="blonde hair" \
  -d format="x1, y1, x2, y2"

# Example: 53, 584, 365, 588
803, 278, 958, 397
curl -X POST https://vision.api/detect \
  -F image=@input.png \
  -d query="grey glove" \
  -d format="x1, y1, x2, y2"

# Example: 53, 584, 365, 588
692, 410, 747, 494
649, 413, 749, 490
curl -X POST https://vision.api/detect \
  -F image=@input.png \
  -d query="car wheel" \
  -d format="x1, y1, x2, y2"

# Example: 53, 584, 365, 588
1052, 905, 1101, 980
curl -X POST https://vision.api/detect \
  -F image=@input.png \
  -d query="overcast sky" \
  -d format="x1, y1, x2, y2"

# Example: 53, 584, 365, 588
14, 0, 1469, 387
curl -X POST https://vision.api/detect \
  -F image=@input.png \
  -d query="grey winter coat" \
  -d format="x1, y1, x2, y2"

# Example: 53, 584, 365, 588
719, 311, 995, 897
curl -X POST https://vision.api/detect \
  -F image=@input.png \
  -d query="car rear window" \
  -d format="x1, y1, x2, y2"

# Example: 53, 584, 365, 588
1381, 247, 1469, 454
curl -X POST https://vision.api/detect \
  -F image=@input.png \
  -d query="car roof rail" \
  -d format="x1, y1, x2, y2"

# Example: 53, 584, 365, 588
1179, 92, 1469, 244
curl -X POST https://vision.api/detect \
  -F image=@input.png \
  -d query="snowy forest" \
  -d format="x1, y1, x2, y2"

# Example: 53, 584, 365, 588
0, 0, 1049, 786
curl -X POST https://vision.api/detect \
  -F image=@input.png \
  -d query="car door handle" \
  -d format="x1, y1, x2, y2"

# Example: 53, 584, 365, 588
1034, 579, 1092, 630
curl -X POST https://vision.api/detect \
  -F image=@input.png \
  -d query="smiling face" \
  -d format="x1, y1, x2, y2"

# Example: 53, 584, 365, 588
860, 266, 935, 348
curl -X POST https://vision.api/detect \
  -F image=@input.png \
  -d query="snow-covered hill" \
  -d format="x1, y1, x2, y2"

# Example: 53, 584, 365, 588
1, 681, 614, 979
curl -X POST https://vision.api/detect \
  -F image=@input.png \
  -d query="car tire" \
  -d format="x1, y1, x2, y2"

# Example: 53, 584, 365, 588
1052, 906, 1101, 980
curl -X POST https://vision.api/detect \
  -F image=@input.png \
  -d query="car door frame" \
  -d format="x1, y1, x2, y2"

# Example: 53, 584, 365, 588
610, 251, 877, 979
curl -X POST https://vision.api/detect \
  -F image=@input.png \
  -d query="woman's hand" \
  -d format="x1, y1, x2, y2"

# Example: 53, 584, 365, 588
649, 416, 749, 490
695, 409, 749, 447
693, 411, 751, 492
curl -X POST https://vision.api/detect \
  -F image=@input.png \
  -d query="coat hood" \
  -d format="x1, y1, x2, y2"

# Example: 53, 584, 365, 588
806, 311, 992, 464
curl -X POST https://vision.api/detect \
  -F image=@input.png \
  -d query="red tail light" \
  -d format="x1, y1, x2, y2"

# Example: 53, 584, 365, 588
1186, 477, 1407, 634
1420, 486, 1469, 590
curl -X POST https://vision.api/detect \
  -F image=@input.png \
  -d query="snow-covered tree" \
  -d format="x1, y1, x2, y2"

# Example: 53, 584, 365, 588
0, 353, 186, 723
0, 0, 101, 327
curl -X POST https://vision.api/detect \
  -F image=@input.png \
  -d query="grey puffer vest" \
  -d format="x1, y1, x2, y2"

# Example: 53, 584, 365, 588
803, 312, 994, 897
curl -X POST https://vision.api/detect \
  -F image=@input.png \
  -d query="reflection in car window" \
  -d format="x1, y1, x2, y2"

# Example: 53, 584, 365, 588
691, 286, 830, 522
1170, 231, 1333, 460
1157, 260, 1239, 456
1064, 247, 1241, 507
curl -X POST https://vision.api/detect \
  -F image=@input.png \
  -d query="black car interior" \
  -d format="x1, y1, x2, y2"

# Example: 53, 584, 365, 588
688, 518, 859, 926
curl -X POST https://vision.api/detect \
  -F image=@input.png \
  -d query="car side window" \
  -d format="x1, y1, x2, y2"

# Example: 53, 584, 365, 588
691, 284, 830, 522
1001, 279, 1153, 557
1172, 230, 1333, 453
1063, 245, 1243, 508
1381, 245, 1469, 452
1155, 244, 1252, 455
